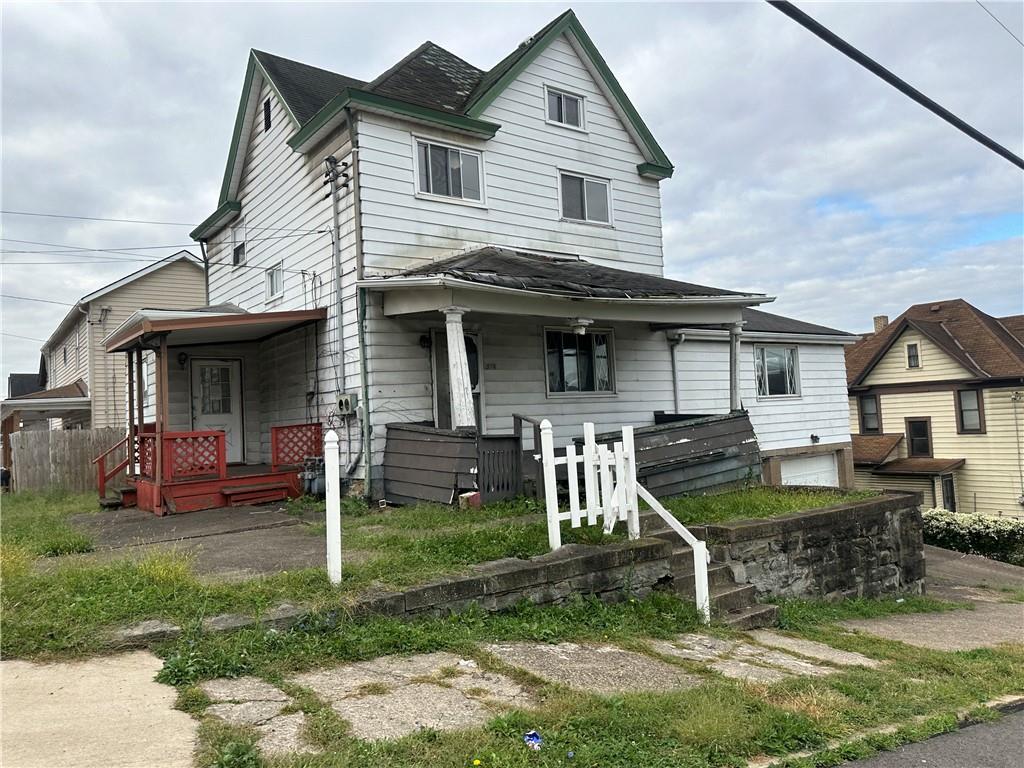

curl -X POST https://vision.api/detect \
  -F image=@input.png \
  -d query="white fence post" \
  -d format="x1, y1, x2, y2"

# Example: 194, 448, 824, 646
539, 419, 561, 550
324, 429, 343, 585
692, 540, 711, 624
622, 425, 640, 540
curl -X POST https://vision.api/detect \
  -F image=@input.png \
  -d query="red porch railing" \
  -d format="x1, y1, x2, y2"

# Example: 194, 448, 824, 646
271, 423, 323, 471
92, 434, 131, 499
138, 433, 157, 479
163, 431, 228, 481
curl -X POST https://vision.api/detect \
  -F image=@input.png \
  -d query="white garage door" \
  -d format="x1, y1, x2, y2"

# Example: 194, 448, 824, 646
780, 454, 839, 487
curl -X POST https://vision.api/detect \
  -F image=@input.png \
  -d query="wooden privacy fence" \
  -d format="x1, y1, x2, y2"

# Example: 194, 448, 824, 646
10, 427, 127, 493
538, 419, 711, 622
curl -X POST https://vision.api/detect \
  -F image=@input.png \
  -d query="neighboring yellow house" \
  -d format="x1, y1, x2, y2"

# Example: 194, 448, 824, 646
845, 300, 1024, 517
0, 252, 206, 430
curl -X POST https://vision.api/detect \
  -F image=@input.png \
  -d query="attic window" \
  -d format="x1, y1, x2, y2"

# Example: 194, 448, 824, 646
906, 342, 920, 368
231, 220, 246, 266
263, 98, 272, 131
546, 87, 584, 129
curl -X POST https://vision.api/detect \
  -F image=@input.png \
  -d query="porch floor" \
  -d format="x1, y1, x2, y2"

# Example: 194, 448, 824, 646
133, 463, 304, 515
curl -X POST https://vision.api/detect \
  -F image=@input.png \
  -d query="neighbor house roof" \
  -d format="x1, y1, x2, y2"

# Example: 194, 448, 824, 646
6, 379, 88, 401
845, 299, 1024, 386
388, 247, 757, 300
873, 457, 966, 476
851, 434, 903, 466
7, 373, 42, 399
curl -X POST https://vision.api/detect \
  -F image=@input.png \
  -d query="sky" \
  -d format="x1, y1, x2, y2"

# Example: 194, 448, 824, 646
2, 0, 1023, 389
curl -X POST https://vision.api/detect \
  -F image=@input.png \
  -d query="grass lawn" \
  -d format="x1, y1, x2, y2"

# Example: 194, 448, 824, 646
661, 487, 878, 526
162, 592, 1021, 768
1, 487, 873, 659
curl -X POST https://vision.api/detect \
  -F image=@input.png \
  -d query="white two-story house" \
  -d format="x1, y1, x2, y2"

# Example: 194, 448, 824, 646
101, 10, 854, 513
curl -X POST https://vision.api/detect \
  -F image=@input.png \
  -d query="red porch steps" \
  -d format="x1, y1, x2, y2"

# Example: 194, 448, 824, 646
221, 482, 291, 507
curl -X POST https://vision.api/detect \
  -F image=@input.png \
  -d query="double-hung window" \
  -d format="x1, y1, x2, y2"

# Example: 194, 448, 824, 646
416, 139, 482, 202
265, 262, 284, 301
859, 394, 881, 434
546, 87, 584, 129
754, 345, 799, 397
560, 172, 610, 224
906, 418, 932, 457
545, 329, 614, 395
906, 342, 920, 368
231, 220, 246, 266
956, 389, 984, 433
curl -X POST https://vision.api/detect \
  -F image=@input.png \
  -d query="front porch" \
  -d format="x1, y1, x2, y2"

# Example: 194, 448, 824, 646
100, 306, 329, 514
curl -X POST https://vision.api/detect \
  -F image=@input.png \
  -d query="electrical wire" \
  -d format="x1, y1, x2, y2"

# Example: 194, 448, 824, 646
0, 209, 321, 233
1, 231, 325, 255
975, 0, 1024, 48
2, 331, 48, 342
1, 294, 75, 306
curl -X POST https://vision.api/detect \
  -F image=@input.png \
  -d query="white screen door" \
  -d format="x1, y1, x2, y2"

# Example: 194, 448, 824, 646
190, 359, 244, 463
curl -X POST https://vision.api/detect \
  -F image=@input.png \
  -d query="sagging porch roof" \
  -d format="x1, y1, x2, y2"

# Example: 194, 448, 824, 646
104, 306, 328, 352
0, 378, 90, 421
358, 247, 773, 324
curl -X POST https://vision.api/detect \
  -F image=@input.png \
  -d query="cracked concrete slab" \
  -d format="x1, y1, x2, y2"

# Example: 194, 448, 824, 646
484, 641, 699, 694
649, 633, 837, 682
199, 676, 318, 755
200, 676, 291, 703
289, 652, 532, 742
748, 631, 883, 668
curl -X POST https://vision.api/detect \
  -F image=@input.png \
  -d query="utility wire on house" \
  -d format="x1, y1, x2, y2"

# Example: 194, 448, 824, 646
0, 294, 75, 306
1, 231, 326, 255
0, 209, 322, 233
975, 0, 1024, 48
1, 331, 48, 342
766, 0, 1024, 170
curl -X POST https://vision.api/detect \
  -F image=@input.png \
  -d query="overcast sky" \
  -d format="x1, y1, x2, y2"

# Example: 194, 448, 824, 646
2, 1, 1022, 388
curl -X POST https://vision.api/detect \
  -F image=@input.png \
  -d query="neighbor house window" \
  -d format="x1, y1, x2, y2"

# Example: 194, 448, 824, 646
545, 329, 614, 394
858, 394, 881, 434
754, 345, 799, 397
906, 418, 932, 457
906, 342, 920, 368
560, 172, 610, 224
263, 98, 272, 131
941, 474, 957, 512
415, 140, 482, 202
231, 220, 246, 266
546, 87, 584, 128
956, 389, 984, 433
265, 262, 284, 300
62, 346, 68, 365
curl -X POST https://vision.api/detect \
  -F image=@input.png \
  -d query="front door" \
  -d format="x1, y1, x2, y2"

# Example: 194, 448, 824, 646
432, 331, 483, 431
190, 359, 244, 463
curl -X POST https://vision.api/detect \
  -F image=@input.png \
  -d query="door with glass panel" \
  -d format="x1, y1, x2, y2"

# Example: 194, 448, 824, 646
190, 359, 244, 463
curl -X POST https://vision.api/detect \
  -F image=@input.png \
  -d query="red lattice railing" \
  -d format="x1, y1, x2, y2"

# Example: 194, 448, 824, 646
138, 434, 157, 479
162, 431, 227, 480
271, 423, 323, 471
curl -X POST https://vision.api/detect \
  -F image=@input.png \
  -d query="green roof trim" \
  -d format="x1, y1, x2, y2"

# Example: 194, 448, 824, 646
637, 162, 673, 180
190, 200, 241, 241
288, 88, 501, 152
463, 10, 673, 175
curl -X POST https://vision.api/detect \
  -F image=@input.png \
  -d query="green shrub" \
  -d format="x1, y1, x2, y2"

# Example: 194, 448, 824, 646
922, 508, 1024, 566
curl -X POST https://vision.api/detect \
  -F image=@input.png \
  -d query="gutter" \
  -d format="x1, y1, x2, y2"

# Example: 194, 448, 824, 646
669, 327, 859, 345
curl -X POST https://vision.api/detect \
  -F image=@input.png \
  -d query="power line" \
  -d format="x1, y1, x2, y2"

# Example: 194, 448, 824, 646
767, 0, 1024, 170
2, 331, 48, 343
1, 230, 326, 255
0, 209, 321, 233
1, 294, 75, 306
975, 0, 1024, 48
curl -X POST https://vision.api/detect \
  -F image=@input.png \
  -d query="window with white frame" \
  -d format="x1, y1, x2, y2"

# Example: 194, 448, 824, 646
560, 172, 610, 224
415, 139, 482, 202
754, 345, 799, 397
546, 86, 584, 129
265, 262, 284, 300
231, 219, 246, 266
545, 329, 614, 394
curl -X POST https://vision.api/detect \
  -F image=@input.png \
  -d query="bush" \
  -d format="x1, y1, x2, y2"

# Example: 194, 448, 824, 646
922, 508, 1024, 566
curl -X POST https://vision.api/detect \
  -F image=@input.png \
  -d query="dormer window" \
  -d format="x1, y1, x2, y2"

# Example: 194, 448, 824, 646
546, 86, 584, 129
415, 139, 482, 203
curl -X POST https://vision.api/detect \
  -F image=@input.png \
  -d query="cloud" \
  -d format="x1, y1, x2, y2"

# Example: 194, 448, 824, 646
2, 1, 1022, 386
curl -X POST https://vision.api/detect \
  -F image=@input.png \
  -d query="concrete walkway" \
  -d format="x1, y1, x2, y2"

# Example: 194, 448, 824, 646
1, 651, 196, 768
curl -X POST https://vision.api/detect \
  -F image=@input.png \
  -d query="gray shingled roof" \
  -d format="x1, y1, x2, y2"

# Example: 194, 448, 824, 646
253, 50, 366, 124
368, 42, 483, 113
741, 308, 852, 336
7, 373, 42, 399
395, 247, 751, 299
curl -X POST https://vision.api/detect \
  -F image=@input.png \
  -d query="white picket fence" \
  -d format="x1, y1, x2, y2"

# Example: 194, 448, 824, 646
538, 419, 711, 622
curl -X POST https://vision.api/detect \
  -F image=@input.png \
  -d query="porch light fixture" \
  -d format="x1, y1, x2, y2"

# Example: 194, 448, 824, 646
177, 352, 188, 370
570, 318, 593, 335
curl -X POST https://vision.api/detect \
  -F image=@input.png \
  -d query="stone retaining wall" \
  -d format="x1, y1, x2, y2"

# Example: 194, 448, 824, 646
704, 491, 925, 600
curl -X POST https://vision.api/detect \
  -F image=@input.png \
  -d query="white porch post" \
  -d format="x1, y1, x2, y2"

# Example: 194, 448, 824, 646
442, 306, 476, 429
729, 321, 743, 412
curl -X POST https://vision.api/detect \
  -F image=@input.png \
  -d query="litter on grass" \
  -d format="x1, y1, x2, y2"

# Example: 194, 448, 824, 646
523, 730, 543, 751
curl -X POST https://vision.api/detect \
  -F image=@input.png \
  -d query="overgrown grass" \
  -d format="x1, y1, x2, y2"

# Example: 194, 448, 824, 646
661, 487, 878, 526
0, 490, 96, 556
773, 595, 963, 633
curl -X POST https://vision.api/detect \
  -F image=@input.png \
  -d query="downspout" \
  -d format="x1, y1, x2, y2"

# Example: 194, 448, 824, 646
199, 240, 210, 305
666, 330, 684, 414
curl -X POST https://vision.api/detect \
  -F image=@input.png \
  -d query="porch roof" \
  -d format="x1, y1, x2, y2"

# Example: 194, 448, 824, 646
0, 378, 91, 421
104, 306, 328, 352
359, 247, 773, 323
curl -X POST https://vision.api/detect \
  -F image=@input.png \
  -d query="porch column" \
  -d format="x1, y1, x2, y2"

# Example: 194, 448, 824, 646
442, 306, 476, 429
126, 350, 136, 474
154, 336, 168, 510
135, 349, 145, 436
729, 321, 743, 412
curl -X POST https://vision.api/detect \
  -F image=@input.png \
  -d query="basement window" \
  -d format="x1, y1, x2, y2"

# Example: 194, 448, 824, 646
231, 219, 246, 266
265, 262, 284, 301
545, 329, 614, 395
263, 98, 272, 131
415, 139, 482, 202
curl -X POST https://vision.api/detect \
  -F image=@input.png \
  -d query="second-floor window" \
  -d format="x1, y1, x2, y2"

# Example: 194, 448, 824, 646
560, 172, 610, 224
906, 342, 920, 368
755, 345, 799, 397
859, 394, 881, 434
231, 220, 246, 266
906, 418, 932, 457
265, 262, 284, 300
956, 389, 984, 433
415, 140, 482, 202
546, 86, 584, 129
